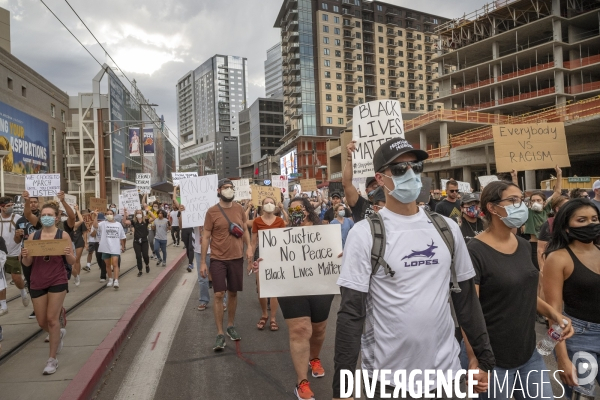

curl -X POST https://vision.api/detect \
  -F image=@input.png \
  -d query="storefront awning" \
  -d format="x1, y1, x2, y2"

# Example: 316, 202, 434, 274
151, 181, 174, 193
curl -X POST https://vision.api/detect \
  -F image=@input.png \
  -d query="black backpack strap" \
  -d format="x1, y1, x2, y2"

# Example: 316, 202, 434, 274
33, 229, 42, 240
367, 213, 395, 277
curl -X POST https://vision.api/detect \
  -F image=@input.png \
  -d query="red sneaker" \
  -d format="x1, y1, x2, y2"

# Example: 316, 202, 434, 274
294, 379, 315, 400
309, 358, 325, 378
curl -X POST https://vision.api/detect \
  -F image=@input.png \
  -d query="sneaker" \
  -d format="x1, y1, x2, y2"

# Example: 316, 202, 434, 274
113, 280, 119, 289
162, 262, 166, 267
187, 264, 193, 272
213, 334, 226, 351
74, 275, 81, 286
59, 307, 67, 328
43, 357, 59, 375
226, 326, 241, 341
9, 280, 14, 285
197, 304, 207, 311
137, 271, 143, 277
309, 358, 325, 378
44, 334, 49, 342
146, 265, 150, 273
57, 328, 66, 354
83, 265, 91, 272
106, 278, 114, 287
22, 293, 30, 307
156, 259, 162, 266
0, 308, 8, 317
294, 380, 315, 400
100, 279, 106, 283
29, 311, 36, 319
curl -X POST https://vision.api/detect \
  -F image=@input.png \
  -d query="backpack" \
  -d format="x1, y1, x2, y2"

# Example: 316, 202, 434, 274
33, 229, 73, 280
366, 210, 462, 328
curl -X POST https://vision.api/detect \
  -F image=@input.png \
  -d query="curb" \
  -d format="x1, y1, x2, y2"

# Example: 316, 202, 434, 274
59, 251, 187, 400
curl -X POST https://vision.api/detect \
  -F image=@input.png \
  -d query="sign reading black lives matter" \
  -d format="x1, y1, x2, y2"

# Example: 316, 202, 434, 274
352, 100, 405, 178
25, 174, 61, 197
179, 174, 219, 228
259, 225, 343, 298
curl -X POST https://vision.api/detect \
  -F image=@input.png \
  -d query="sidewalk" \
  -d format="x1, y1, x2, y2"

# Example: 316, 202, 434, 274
0, 239, 187, 400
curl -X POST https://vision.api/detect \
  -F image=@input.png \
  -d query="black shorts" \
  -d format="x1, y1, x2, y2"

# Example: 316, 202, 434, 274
209, 258, 244, 293
277, 294, 334, 323
30, 283, 69, 299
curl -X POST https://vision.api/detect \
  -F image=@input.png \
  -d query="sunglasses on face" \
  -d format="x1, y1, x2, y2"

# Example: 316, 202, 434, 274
448, 189, 460, 193
288, 206, 305, 213
387, 161, 424, 177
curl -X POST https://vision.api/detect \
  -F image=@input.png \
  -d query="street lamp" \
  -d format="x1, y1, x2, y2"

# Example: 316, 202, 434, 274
0, 149, 9, 197
76, 182, 83, 209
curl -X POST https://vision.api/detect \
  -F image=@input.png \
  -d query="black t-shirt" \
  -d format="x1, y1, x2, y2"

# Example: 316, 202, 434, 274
428, 197, 441, 211
435, 199, 462, 221
63, 220, 87, 244
323, 204, 352, 222
0, 236, 7, 254
133, 219, 150, 242
16, 214, 41, 244
468, 236, 539, 369
538, 220, 551, 242
349, 196, 374, 224
459, 217, 484, 244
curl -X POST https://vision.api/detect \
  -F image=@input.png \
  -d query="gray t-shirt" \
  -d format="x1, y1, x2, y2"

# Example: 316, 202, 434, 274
592, 198, 600, 213
154, 218, 169, 240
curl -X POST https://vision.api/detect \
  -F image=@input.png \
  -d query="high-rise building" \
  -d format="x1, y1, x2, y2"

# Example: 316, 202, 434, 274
265, 43, 284, 99
238, 98, 285, 179
274, 0, 448, 183
177, 55, 248, 177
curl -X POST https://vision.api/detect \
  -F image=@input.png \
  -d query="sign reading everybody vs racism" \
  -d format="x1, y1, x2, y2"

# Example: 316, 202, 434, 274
259, 225, 343, 298
352, 100, 405, 178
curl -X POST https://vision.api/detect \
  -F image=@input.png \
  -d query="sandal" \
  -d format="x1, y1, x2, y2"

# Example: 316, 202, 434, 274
257, 317, 268, 330
270, 320, 279, 331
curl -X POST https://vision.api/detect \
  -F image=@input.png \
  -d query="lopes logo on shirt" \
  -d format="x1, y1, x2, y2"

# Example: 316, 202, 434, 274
401, 240, 440, 267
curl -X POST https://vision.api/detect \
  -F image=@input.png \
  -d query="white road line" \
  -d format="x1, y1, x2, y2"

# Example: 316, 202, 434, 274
114, 274, 195, 400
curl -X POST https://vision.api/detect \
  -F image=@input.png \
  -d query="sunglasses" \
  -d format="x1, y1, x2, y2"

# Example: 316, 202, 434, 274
288, 206, 304, 213
387, 161, 424, 177
447, 189, 459, 193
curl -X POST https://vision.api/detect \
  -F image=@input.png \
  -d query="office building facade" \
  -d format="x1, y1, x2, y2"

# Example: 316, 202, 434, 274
265, 43, 284, 99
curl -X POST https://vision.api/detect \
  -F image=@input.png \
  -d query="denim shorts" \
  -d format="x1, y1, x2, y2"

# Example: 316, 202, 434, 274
562, 313, 600, 398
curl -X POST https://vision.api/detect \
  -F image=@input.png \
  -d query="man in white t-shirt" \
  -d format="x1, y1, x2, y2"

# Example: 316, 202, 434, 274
333, 138, 495, 399
0, 197, 28, 312
169, 206, 180, 246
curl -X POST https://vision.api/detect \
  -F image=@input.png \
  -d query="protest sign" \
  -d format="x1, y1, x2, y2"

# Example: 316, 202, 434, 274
119, 189, 141, 214
136, 173, 151, 194
148, 196, 156, 203
172, 172, 198, 186
25, 174, 61, 197
232, 179, 251, 200
179, 174, 219, 228
416, 177, 433, 203
441, 179, 471, 193
55, 193, 77, 213
477, 175, 499, 189
300, 179, 317, 192
352, 100, 405, 178
251, 185, 281, 205
272, 175, 289, 199
258, 225, 343, 298
492, 123, 570, 172
82, 213, 94, 231
25, 238, 72, 257
89, 197, 107, 211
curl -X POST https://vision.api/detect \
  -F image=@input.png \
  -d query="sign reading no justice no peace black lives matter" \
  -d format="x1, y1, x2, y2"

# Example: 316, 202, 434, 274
352, 100, 405, 178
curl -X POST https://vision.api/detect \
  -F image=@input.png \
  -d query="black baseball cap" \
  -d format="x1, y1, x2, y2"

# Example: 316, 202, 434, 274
371, 186, 386, 203
218, 178, 233, 188
331, 192, 342, 199
461, 192, 480, 205
365, 176, 377, 188
372, 138, 428, 173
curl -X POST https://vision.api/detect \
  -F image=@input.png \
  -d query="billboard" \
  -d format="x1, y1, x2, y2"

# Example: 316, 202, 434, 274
0, 100, 50, 174
279, 149, 297, 178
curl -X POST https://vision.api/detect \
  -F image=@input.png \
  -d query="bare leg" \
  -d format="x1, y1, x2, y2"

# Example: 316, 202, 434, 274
269, 298, 279, 323
46, 291, 67, 358
213, 291, 225, 335
11, 274, 25, 290
286, 317, 312, 384
309, 320, 328, 360
226, 291, 237, 327
86, 248, 94, 264
256, 275, 268, 318
73, 247, 84, 277
112, 256, 120, 281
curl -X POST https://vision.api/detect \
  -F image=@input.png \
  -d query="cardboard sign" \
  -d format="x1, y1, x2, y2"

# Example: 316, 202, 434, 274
300, 179, 317, 192
492, 123, 570, 173
25, 174, 61, 197
352, 100, 405, 178
136, 173, 151, 194
272, 175, 289, 199
232, 179, 251, 200
89, 197, 107, 212
25, 238, 72, 257
179, 174, 219, 228
82, 213, 94, 231
119, 189, 141, 214
416, 177, 433, 203
251, 185, 281, 205
55, 193, 77, 213
172, 172, 198, 186
441, 179, 471, 193
477, 175, 499, 189
258, 225, 343, 298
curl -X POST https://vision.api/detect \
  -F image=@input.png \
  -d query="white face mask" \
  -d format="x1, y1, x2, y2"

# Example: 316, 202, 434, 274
136, 214, 143, 220
263, 203, 276, 213
220, 188, 235, 200
106, 215, 114, 222
531, 202, 543, 212
60, 216, 68, 222
338, 210, 345, 217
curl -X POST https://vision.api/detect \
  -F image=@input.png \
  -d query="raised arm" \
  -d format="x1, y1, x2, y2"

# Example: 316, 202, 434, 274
73, 205, 84, 229
342, 141, 359, 207
22, 191, 39, 226
57, 191, 76, 228
511, 169, 519, 188
172, 186, 180, 208
548, 165, 562, 202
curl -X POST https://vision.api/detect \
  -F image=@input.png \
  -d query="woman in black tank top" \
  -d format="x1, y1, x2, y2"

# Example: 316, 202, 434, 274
543, 198, 600, 397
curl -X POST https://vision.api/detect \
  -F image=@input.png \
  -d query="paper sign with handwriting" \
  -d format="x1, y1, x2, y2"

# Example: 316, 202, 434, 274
352, 100, 405, 178
300, 179, 317, 192
89, 197, 107, 211
441, 179, 471, 193
119, 189, 141, 213
272, 175, 289, 199
477, 175, 499, 189
25, 238, 72, 257
233, 179, 251, 200
148, 196, 156, 203
172, 172, 198, 186
136, 173, 151, 194
55, 193, 77, 213
179, 174, 218, 228
25, 174, 61, 197
258, 225, 343, 298
492, 123, 570, 173
251, 185, 281, 205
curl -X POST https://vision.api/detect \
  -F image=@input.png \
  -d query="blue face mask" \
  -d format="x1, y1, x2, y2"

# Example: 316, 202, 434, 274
41, 216, 56, 227
497, 202, 529, 228
383, 168, 422, 204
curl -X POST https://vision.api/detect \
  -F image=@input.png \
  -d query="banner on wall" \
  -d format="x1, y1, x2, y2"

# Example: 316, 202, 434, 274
143, 127, 154, 156
129, 128, 141, 157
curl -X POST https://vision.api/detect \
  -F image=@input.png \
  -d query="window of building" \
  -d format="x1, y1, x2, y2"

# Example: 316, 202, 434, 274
338, 118, 344, 124
418, 54, 422, 60
356, 43, 361, 49
325, 82, 332, 89
380, 89, 386, 95
336, 73, 342, 79
419, 74, 423, 80
337, 95, 343, 102
51, 104, 56, 118
324, 37, 330, 44
322, 12, 328, 19
358, 87, 363, 93
378, 47, 384, 53
378, 37, 384, 44
334, 50, 341, 57
336, 84, 343, 90
379, 57, 384, 64
357, 76, 363, 82
333, 5, 339, 12
326, 117, 333, 124
61, 110, 65, 123
334, 16, 340, 23
336, 61, 342, 68
326, 105, 333, 112
378, 26, 383, 33
335, 39, 341, 46
338, 106, 344, 113
324, 48, 330, 55
326, 128, 333, 135
400, 92, 405, 98
380, 79, 385, 85
417, 44, 422, 50
399, 61, 404, 67
356, 54, 363, 61
399, 71, 405, 77
419, 94, 424, 100
325, 71, 331, 78
376, 5, 383, 11
334, 27, 340, 35
326, 94, 332, 101
357, 65, 363, 71
420, 104, 424, 110
7, 77, 12, 90
416, 25, 421, 31
324, 60, 331, 67
22, 86, 26, 97
323, 25, 329, 32
379, 68, 385, 74
322, 3, 328, 10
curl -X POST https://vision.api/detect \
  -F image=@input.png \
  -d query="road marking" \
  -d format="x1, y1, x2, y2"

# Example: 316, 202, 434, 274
114, 274, 195, 400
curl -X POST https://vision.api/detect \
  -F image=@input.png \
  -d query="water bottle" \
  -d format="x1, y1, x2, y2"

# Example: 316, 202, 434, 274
536, 318, 568, 356
572, 362, 597, 400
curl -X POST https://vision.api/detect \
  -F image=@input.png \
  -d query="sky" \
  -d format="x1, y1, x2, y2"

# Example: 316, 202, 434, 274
2, 0, 483, 146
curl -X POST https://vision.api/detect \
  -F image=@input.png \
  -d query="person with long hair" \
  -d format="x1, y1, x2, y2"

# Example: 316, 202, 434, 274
123, 208, 152, 276
63, 204, 87, 286
462, 180, 573, 399
153, 209, 170, 267
536, 196, 569, 273
329, 204, 354, 249
247, 196, 286, 332
543, 198, 600, 398
20, 200, 75, 375
252, 196, 332, 400
93, 209, 126, 289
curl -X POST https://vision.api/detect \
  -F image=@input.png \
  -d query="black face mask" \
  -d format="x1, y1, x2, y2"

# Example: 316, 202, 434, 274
567, 223, 600, 244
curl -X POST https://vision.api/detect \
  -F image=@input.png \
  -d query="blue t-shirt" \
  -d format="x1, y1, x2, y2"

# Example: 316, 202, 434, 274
330, 218, 354, 248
